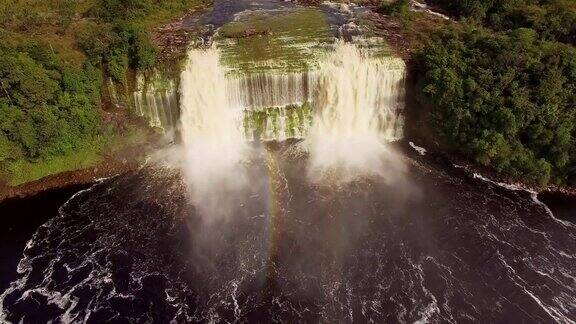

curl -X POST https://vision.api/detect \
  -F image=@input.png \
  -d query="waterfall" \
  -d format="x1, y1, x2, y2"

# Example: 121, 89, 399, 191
136, 67, 318, 141
180, 46, 248, 218
133, 73, 180, 137
178, 41, 406, 191
312, 41, 405, 141
227, 71, 319, 141
307, 41, 406, 181
226, 72, 318, 110
179, 41, 405, 145
180, 46, 317, 148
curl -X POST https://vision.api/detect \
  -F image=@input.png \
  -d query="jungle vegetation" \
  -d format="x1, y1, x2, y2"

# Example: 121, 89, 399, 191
415, 0, 576, 185
0, 0, 207, 185
431, 0, 575, 45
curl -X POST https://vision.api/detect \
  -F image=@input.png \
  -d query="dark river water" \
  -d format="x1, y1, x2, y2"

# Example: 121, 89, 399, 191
1, 142, 575, 323
0, 185, 90, 293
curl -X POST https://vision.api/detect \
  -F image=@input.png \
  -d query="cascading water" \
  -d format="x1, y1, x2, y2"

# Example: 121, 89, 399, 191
307, 41, 406, 181
180, 46, 248, 218
177, 40, 406, 152
226, 71, 318, 109
149, 39, 405, 146
179, 41, 406, 188
313, 41, 405, 142
133, 73, 180, 136
228, 72, 318, 141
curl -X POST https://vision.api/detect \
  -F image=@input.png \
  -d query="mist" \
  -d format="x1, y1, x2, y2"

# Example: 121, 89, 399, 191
179, 46, 250, 221
307, 41, 407, 185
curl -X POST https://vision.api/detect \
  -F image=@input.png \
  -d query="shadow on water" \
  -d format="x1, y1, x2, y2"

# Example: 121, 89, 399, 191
0, 185, 90, 292
538, 191, 576, 225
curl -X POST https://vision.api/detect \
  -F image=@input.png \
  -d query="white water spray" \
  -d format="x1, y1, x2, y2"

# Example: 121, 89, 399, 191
180, 46, 248, 219
179, 41, 407, 196
307, 41, 406, 182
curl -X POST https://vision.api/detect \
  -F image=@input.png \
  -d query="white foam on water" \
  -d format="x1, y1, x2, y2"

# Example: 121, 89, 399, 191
468, 170, 575, 229
496, 250, 576, 324
0, 179, 111, 324
409, 141, 427, 156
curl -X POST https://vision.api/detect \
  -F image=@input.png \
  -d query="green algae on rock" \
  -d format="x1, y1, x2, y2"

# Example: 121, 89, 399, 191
217, 8, 333, 73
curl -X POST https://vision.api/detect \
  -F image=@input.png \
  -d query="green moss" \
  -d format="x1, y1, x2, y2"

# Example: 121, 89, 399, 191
243, 103, 314, 140
217, 8, 333, 73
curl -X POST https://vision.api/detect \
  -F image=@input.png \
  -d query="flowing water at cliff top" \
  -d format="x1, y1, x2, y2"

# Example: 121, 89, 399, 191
132, 0, 399, 135
216, 7, 333, 73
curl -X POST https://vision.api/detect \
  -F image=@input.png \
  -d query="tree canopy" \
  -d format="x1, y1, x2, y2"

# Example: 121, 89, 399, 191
416, 23, 576, 185
431, 0, 576, 45
0, 0, 206, 184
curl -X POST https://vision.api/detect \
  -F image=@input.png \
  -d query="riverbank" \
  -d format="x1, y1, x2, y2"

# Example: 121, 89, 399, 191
0, 117, 163, 202
371, 2, 576, 199
403, 61, 576, 199
404, 79, 576, 202
0, 156, 135, 202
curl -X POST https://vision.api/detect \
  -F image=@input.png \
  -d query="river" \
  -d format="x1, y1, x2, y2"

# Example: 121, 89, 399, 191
1, 141, 575, 323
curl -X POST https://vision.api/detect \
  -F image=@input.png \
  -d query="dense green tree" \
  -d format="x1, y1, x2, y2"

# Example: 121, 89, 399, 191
0, 0, 205, 184
431, 0, 576, 45
76, 5, 160, 81
90, 0, 154, 21
416, 24, 576, 185
131, 29, 157, 69
0, 42, 102, 164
